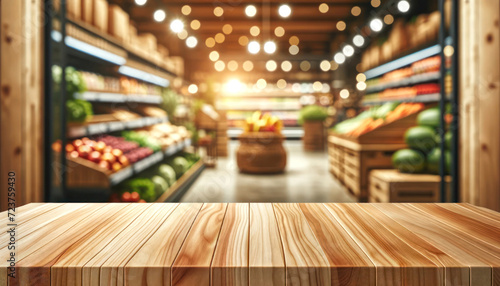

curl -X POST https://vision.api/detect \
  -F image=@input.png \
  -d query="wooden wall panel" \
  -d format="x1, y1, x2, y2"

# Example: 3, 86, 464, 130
0, 0, 44, 211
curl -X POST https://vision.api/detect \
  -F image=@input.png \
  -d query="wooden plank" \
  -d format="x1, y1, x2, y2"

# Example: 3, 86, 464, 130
248, 203, 285, 286
299, 203, 375, 286
212, 203, 249, 286
458, 203, 500, 221
50, 203, 151, 286
372, 203, 498, 286
82, 203, 178, 286
124, 203, 202, 286
273, 203, 330, 285
172, 203, 227, 286
323, 203, 442, 285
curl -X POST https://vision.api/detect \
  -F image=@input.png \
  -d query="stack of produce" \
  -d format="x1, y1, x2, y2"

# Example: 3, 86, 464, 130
332, 102, 425, 137
120, 77, 162, 95
124, 123, 191, 150
298, 105, 328, 124
135, 106, 167, 118
392, 107, 452, 174
80, 71, 121, 92
122, 131, 162, 152
242, 111, 283, 133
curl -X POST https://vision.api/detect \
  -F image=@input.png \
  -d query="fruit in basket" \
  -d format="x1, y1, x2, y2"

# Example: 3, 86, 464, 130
427, 148, 451, 175
111, 149, 123, 157
98, 160, 111, 170
69, 151, 79, 159
243, 111, 283, 133
170, 157, 189, 178
151, 175, 168, 197
121, 192, 131, 202
417, 108, 441, 129
118, 155, 130, 167
158, 164, 176, 186
404, 126, 437, 153
88, 151, 101, 163
130, 192, 140, 202
77, 145, 91, 159
94, 141, 106, 153
66, 144, 75, 153
101, 152, 116, 164
112, 162, 122, 172
103, 146, 113, 154
392, 149, 426, 173
73, 139, 83, 148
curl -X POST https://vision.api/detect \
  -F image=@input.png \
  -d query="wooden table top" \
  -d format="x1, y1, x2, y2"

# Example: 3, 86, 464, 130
2, 203, 500, 286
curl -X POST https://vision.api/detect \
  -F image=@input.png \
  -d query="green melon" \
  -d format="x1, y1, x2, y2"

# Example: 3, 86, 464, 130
404, 126, 437, 153
417, 108, 441, 129
427, 148, 452, 175
158, 164, 176, 186
170, 157, 189, 178
445, 131, 452, 150
151, 175, 168, 197
392, 149, 426, 173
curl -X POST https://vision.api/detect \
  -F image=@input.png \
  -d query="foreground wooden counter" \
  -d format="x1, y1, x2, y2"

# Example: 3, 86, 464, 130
2, 203, 500, 286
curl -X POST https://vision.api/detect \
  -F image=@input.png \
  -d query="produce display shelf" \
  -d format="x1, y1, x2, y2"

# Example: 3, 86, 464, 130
219, 107, 300, 111
109, 138, 192, 186
75, 92, 163, 104
222, 93, 303, 98
362, 93, 441, 106
364, 44, 441, 80
156, 160, 205, 202
67, 116, 169, 138
365, 72, 440, 94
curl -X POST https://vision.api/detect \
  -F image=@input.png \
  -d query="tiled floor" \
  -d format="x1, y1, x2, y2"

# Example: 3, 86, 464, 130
180, 140, 356, 203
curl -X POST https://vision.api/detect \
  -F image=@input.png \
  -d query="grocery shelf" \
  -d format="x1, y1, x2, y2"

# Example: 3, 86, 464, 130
219, 107, 300, 111
75, 91, 163, 104
361, 93, 441, 106
364, 45, 441, 80
67, 116, 169, 138
365, 72, 440, 94
222, 92, 303, 98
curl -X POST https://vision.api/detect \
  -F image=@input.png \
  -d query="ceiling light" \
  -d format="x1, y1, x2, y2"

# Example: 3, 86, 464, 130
371, 0, 381, 7
278, 5, 291, 18
248, 41, 260, 54
334, 52, 346, 64
384, 14, 394, 25
336, 21, 346, 31
153, 9, 166, 22
340, 89, 350, 99
320, 60, 331, 71
223, 24, 233, 34
250, 26, 260, 36
170, 19, 184, 33
215, 33, 225, 43
343, 45, 355, 57
330, 60, 339, 70
357, 82, 367, 91
370, 18, 383, 32
353, 35, 365, 47
177, 29, 188, 40
351, 6, 361, 16
181, 5, 191, 15
245, 5, 257, 17
209, 51, 219, 62
239, 36, 249, 46
188, 84, 198, 94
281, 61, 292, 72
243, 61, 254, 71
398, 0, 410, 13
300, 61, 311, 71
214, 7, 224, 17
264, 41, 277, 54
225, 79, 244, 93
256, 79, 267, 89
205, 37, 216, 48
274, 26, 285, 37
186, 36, 197, 48
356, 73, 366, 82
190, 20, 201, 30
214, 60, 225, 72
266, 60, 277, 72
135, 0, 146, 6
319, 3, 329, 13
289, 45, 299, 55
228, 60, 238, 71
289, 36, 299, 45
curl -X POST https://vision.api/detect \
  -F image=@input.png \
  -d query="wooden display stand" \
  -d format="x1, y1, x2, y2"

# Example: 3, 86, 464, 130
369, 169, 450, 203
328, 135, 406, 201
237, 132, 287, 174
216, 110, 228, 157
302, 121, 325, 151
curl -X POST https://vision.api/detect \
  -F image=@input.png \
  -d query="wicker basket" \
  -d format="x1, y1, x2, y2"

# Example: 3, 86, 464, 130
236, 132, 287, 174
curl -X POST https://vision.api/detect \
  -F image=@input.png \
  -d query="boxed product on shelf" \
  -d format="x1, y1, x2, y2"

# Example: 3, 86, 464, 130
67, 0, 81, 19
135, 106, 168, 118
92, 0, 108, 32
108, 4, 130, 42
81, 0, 93, 24
138, 33, 157, 53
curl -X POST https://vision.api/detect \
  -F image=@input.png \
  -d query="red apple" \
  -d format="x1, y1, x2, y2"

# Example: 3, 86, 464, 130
103, 146, 113, 153
65, 143, 75, 153
121, 192, 131, 202
101, 152, 116, 164
94, 141, 106, 153
88, 151, 101, 163
81, 137, 91, 145
138, 199, 146, 203
73, 139, 83, 148
77, 145, 91, 159
68, 151, 79, 159
111, 148, 123, 157
111, 162, 122, 172
98, 160, 110, 170
86, 140, 96, 150
130, 192, 140, 202
118, 155, 130, 166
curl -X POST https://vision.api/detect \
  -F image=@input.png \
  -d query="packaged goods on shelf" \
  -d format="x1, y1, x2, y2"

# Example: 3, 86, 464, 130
135, 106, 168, 118
81, 0, 93, 23
92, 0, 108, 32
80, 71, 121, 92
108, 4, 130, 42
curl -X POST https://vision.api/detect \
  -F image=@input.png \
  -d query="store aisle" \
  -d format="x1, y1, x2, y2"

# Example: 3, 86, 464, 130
180, 140, 356, 203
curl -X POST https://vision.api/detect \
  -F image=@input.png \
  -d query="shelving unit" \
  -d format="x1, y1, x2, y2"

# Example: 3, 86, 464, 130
365, 72, 440, 94
74, 91, 162, 104
362, 93, 441, 106
67, 116, 169, 138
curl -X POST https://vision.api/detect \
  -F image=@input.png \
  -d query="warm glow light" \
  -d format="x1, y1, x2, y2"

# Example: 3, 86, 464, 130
340, 89, 350, 99
289, 36, 299, 45
334, 52, 346, 64
243, 60, 254, 71
135, 0, 146, 6
223, 24, 233, 35
214, 6, 224, 17
319, 3, 329, 13
281, 61, 292, 72
188, 84, 198, 94
371, 0, 381, 7
300, 61, 311, 71
351, 6, 361, 16
384, 14, 394, 25
227, 60, 238, 71
398, 0, 410, 12
250, 26, 260, 36
264, 41, 277, 54
289, 45, 299, 55
215, 33, 225, 43
177, 29, 188, 40
353, 35, 365, 47
248, 41, 260, 54
343, 45, 355, 57
357, 82, 367, 91
214, 60, 225, 72
278, 4, 292, 17
170, 19, 184, 33
181, 5, 191, 15
245, 5, 257, 17
313, 81, 323, 92
370, 18, 383, 32
274, 26, 285, 37
191, 20, 201, 30
320, 60, 331, 71
277, 79, 287, 89
205, 37, 216, 48
336, 21, 346, 31
153, 9, 166, 22
330, 60, 339, 70
209, 51, 219, 62
224, 79, 244, 93
322, 83, 331, 93
256, 79, 267, 89
239, 36, 249, 46
292, 83, 301, 93
186, 36, 197, 48
444, 45, 455, 57
356, 73, 366, 82
266, 60, 277, 72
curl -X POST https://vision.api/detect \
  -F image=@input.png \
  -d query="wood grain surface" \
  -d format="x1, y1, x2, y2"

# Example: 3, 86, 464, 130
1, 203, 500, 286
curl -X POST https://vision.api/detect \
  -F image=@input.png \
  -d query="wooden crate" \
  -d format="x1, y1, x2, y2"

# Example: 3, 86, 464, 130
328, 140, 344, 184
369, 169, 451, 203
329, 135, 407, 201
92, 0, 108, 33
303, 121, 325, 151
108, 4, 129, 42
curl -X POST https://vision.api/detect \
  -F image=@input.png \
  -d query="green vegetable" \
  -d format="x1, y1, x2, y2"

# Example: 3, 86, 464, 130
151, 175, 168, 197
67, 99, 93, 122
161, 88, 179, 118
169, 157, 189, 178
373, 102, 400, 119
122, 131, 161, 152
445, 131, 452, 150
123, 178, 156, 202
404, 126, 437, 153
392, 149, 426, 173
52, 65, 86, 98
158, 164, 176, 186
417, 108, 441, 129
299, 105, 328, 124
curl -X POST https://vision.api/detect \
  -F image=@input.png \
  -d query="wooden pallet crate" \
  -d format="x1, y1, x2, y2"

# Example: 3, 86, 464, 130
369, 169, 450, 203
328, 141, 344, 183
329, 135, 407, 201
303, 121, 325, 151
